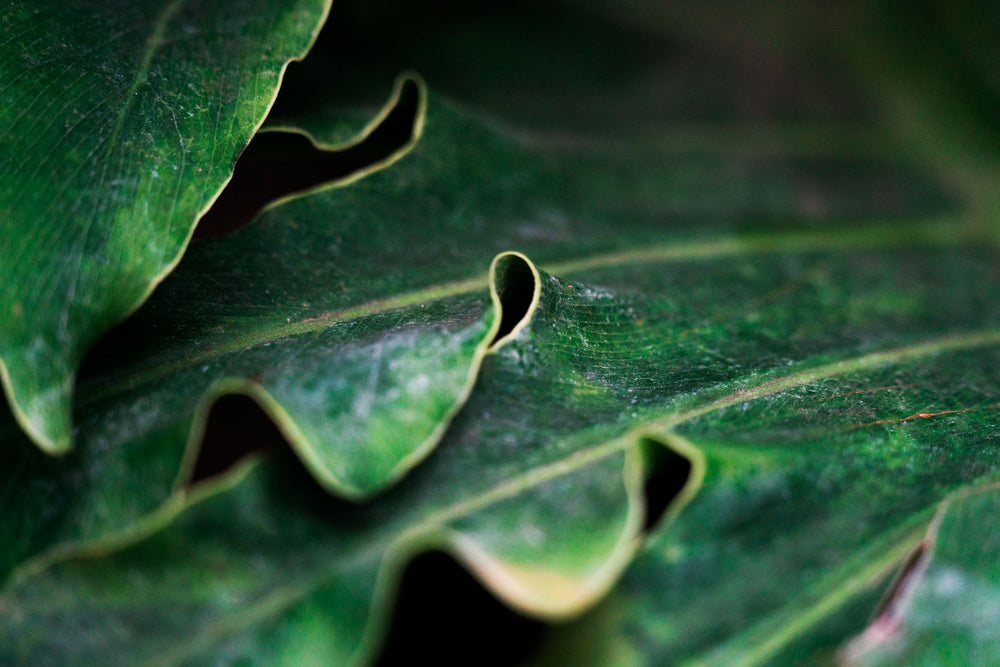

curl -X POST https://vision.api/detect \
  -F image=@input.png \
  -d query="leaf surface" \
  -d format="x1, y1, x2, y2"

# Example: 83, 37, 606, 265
6, 76, 1000, 661
844, 485, 1000, 666
1, 263, 650, 665
7, 232, 1000, 664
0, 56, 961, 572
0, 0, 331, 451
536, 343, 1000, 665
5, 1, 1000, 664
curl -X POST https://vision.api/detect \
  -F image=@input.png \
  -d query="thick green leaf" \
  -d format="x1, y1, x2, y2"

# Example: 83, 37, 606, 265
536, 343, 1000, 665
843, 485, 1000, 666
6, 73, 1000, 661
1, 263, 649, 665
7, 234, 1000, 663
0, 0, 331, 452
6, 2, 1000, 663
0, 64, 959, 579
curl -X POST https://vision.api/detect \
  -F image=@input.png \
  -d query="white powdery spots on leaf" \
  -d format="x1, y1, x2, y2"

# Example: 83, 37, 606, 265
406, 374, 431, 395
928, 566, 966, 597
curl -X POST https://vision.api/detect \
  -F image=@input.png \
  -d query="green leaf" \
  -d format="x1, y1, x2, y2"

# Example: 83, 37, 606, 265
6, 70, 1000, 661
0, 61, 960, 577
843, 485, 1000, 666
8, 235, 1000, 663
0, 0, 331, 452
6, 1, 1000, 663
0, 80, 536, 580
536, 342, 1000, 665
1, 263, 650, 665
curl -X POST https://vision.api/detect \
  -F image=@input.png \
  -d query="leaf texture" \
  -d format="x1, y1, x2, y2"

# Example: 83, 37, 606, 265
0, 261, 649, 665
0, 0, 331, 452
6, 77, 1000, 661
844, 486, 1000, 666
5, 0, 1000, 664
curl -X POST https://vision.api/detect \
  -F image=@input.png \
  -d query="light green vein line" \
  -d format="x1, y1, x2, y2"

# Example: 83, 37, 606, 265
82, 274, 488, 404
97, 0, 187, 169
660, 329, 1000, 430
694, 516, 930, 667
417, 328, 1000, 529
544, 216, 972, 277
77, 216, 982, 406
126, 0, 188, 118
262, 276, 487, 339
10, 329, 1000, 647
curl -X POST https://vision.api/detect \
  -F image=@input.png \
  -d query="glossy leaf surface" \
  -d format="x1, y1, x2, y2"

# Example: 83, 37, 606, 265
0, 0, 330, 451
0, 81, 536, 587
0, 58, 959, 574
1, 264, 649, 665
5, 0, 1000, 664
6, 80, 1000, 661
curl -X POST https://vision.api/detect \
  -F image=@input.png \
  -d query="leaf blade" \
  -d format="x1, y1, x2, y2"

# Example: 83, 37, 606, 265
0, 0, 332, 451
